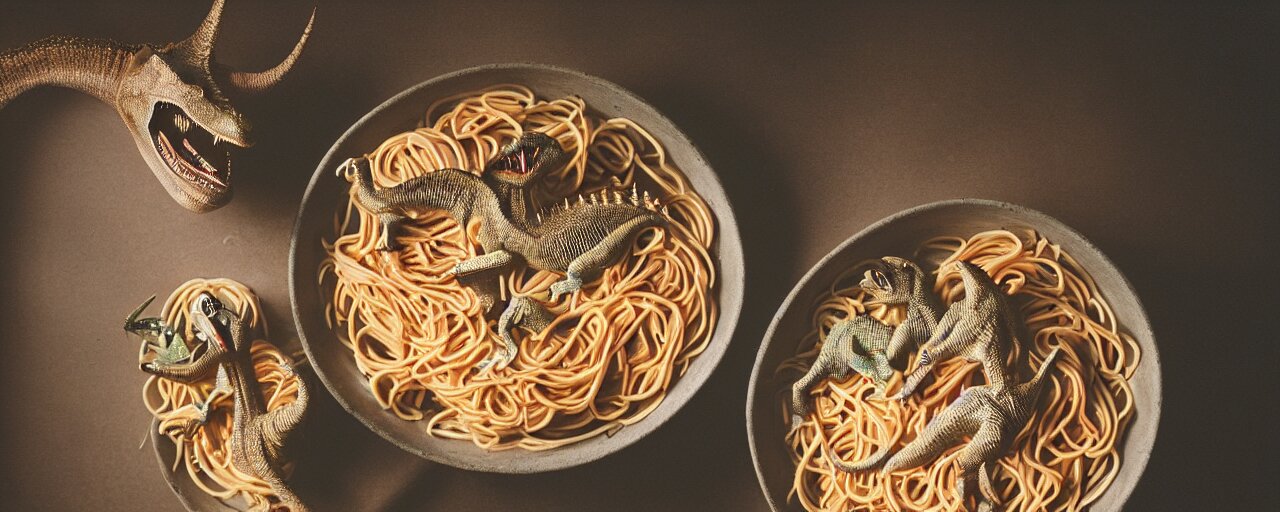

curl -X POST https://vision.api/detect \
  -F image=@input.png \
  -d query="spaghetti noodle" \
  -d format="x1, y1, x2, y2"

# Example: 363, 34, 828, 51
321, 85, 718, 450
779, 230, 1140, 511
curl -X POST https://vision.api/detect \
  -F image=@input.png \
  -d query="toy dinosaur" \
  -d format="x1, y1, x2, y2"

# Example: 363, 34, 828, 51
135, 292, 311, 511
891, 261, 1023, 401
0, 0, 314, 212
834, 348, 1062, 512
788, 314, 894, 433
337, 149, 668, 369
860, 256, 946, 369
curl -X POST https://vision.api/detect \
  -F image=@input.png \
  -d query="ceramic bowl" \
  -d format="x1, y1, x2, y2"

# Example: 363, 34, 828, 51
289, 64, 744, 473
745, 199, 1160, 511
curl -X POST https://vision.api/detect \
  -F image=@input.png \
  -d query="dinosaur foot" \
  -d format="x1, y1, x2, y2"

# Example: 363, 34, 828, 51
549, 277, 583, 301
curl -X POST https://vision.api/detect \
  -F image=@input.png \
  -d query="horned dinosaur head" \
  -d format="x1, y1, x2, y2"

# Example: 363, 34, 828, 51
115, 0, 314, 212
861, 256, 926, 306
482, 131, 569, 188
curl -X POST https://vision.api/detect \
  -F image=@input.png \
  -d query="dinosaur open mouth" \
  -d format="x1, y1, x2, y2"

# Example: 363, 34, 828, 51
148, 102, 233, 191
488, 144, 543, 177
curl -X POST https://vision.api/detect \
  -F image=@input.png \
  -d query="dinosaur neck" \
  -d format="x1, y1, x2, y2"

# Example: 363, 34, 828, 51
0, 37, 133, 108
908, 283, 944, 327
224, 353, 267, 426
484, 176, 538, 229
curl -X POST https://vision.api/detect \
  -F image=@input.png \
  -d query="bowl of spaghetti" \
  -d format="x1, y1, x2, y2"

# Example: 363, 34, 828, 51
290, 64, 743, 472
139, 278, 309, 511
746, 199, 1159, 511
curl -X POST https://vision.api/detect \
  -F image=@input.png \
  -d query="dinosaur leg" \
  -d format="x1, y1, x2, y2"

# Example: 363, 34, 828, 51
378, 213, 407, 251
453, 249, 515, 277
478, 295, 555, 373
880, 390, 984, 473
261, 362, 310, 455
549, 216, 658, 301
255, 454, 310, 512
141, 346, 221, 383
867, 352, 894, 399
954, 422, 1004, 512
789, 359, 836, 435
892, 310, 966, 400
977, 461, 1001, 512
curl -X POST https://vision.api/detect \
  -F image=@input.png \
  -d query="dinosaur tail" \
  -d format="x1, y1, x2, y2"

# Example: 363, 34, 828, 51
826, 438, 894, 473
1028, 347, 1062, 391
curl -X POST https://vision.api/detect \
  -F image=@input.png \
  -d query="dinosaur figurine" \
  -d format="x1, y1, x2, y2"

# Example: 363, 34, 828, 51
891, 261, 1024, 401
0, 0, 314, 212
136, 292, 311, 511
788, 314, 895, 433
860, 256, 946, 369
337, 148, 668, 370
835, 348, 1062, 512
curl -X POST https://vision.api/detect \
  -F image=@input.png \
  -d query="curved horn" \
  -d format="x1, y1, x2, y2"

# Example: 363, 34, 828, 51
176, 0, 226, 60
224, 8, 315, 94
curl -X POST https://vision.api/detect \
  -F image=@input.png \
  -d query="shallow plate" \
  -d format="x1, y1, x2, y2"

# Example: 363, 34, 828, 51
289, 64, 744, 473
745, 199, 1160, 511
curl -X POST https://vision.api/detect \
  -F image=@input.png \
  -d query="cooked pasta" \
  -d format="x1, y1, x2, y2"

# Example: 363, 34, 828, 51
139, 278, 303, 511
779, 230, 1140, 511
321, 85, 718, 450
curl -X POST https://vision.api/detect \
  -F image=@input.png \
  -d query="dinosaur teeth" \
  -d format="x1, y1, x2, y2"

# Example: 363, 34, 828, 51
174, 114, 190, 133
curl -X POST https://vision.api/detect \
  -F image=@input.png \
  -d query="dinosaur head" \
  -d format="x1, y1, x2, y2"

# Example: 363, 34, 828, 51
115, 0, 313, 212
862, 256, 925, 306
483, 132, 569, 188
191, 292, 249, 358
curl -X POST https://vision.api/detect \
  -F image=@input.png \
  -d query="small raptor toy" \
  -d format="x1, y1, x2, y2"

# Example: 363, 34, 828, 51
338, 138, 668, 370
788, 314, 894, 433
129, 293, 312, 511
0, 0, 314, 212
891, 261, 1024, 401
835, 348, 1062, 512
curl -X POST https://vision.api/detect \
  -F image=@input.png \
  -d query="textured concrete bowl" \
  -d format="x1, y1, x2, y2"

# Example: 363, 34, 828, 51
746, 199, 1160, 511
289, 64, 743, 473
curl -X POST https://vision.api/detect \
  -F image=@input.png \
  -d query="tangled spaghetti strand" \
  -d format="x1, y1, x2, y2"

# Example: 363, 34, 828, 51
321, 85, 718, 450
140, 278, 303, 511
779, 230, 1140, 511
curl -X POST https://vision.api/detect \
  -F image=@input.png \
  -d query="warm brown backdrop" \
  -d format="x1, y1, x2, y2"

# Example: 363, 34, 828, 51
1, 1, 1275, 510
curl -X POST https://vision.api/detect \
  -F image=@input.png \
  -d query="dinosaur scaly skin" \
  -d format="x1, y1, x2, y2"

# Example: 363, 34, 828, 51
838, 348, 1062, 512
860, 256, 946, 369
892, 261, 1023, 401
339, 152, 667, 369
0, 0, 313, 212
482, 132, 570, 230
789, 315, 894, 433
139, 293, 311, 511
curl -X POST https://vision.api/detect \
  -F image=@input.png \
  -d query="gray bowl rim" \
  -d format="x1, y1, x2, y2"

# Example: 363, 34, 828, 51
288, 62, 744, 473
744, 198, 1161, 511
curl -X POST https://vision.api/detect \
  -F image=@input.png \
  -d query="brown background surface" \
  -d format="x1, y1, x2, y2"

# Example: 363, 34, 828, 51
1, 1, 1276, 510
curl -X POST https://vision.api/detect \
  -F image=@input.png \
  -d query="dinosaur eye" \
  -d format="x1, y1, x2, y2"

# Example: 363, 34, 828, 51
199, 295, 222, 317
872, 270, 890, 288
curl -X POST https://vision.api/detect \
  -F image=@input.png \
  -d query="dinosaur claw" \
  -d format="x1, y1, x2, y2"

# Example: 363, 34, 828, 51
549, 278, 582, 302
